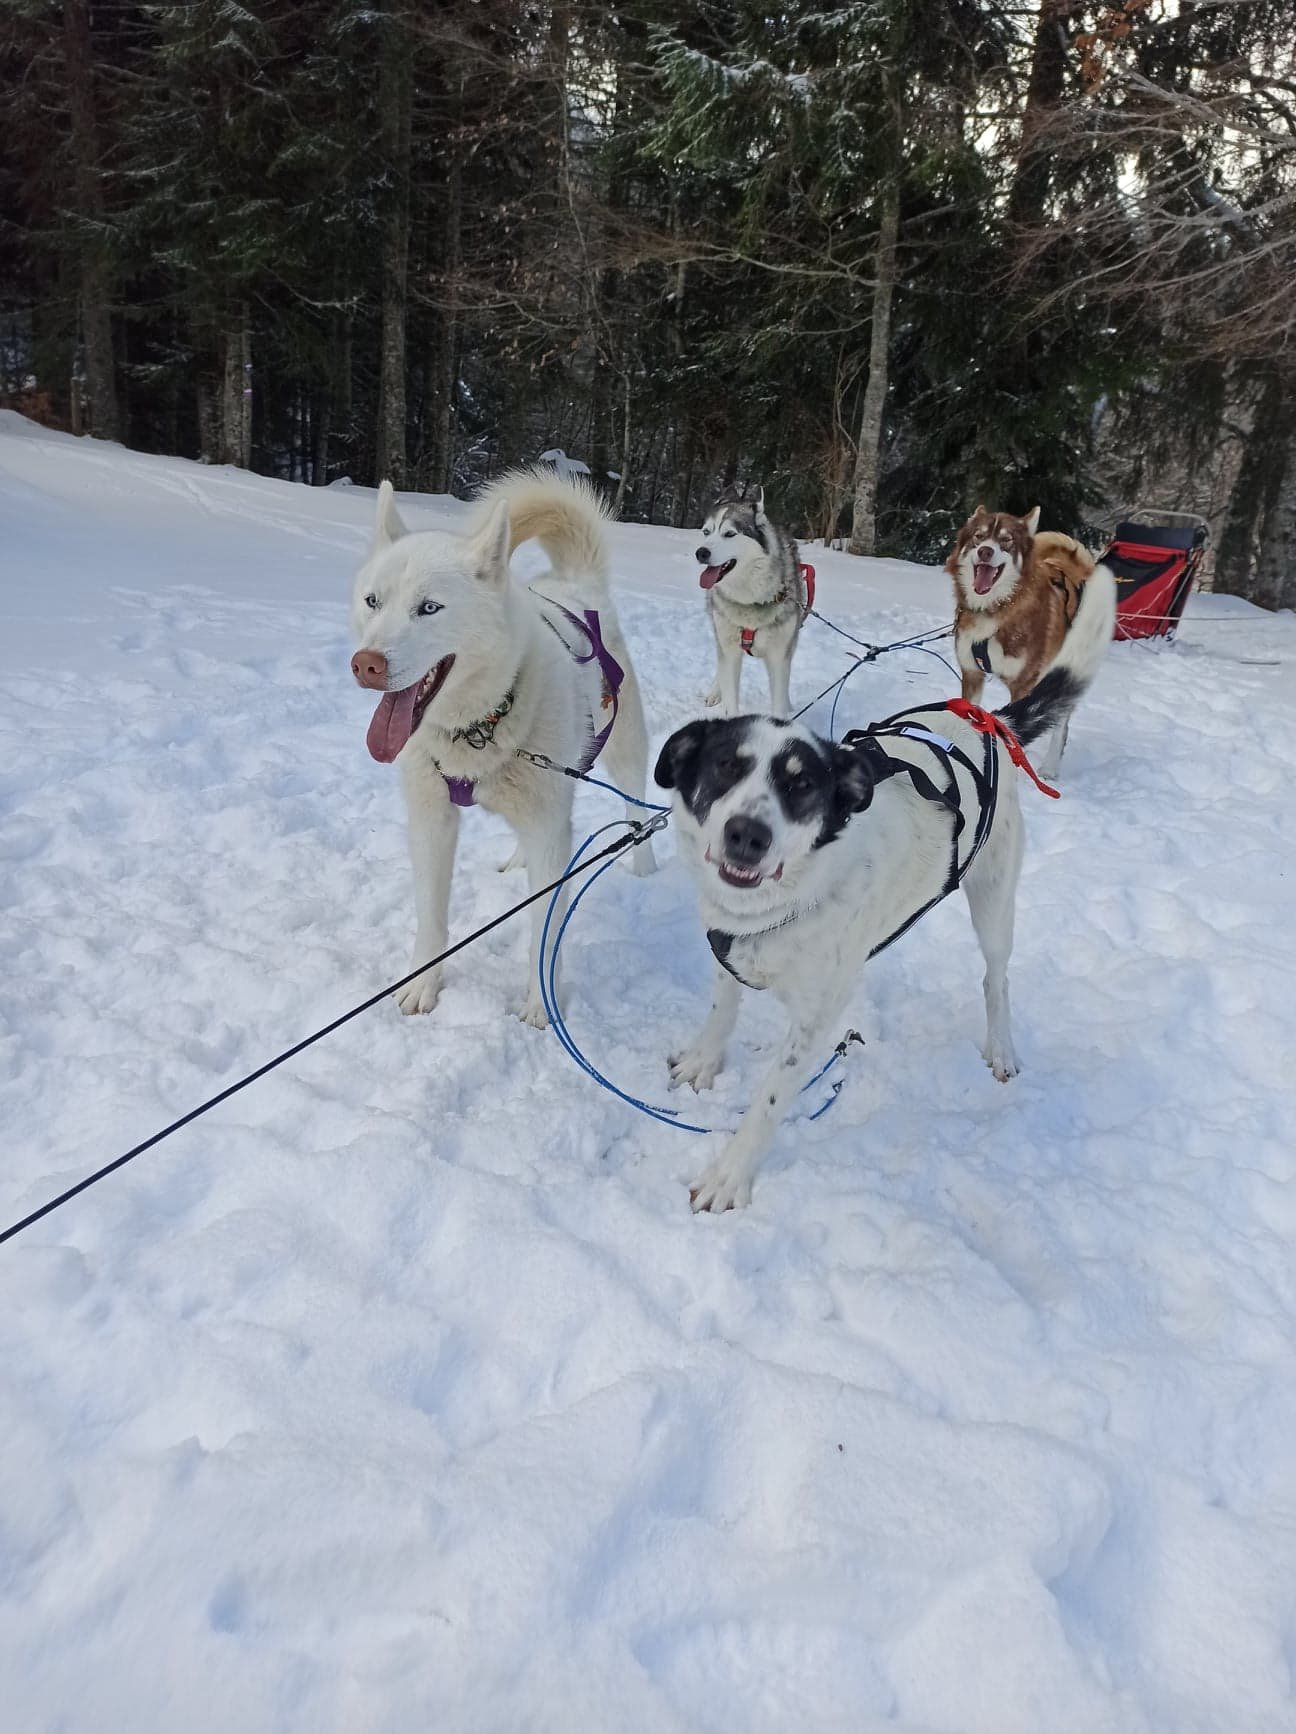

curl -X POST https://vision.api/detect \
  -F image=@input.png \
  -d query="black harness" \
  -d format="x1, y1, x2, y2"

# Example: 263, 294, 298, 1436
707, 705, 1000, 989
970, 637, 995, 675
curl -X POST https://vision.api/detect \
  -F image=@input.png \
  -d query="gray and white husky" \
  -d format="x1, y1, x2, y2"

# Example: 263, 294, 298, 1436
695, 486, 807, 717
349, 468, 656, 1029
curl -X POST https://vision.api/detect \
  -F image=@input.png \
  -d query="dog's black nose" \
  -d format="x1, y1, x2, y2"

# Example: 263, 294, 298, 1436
695, 546, 710, 563
723, 814, 772, 866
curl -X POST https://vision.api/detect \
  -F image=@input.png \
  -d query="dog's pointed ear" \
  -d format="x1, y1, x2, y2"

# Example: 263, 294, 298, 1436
829, 741, 875, 815
973, 502, 986, 520
373, 480, 408, 551
753, 485, 767, 521
654, 719, 710, 796
1023, 505, 1041, 536
469, 498, 512, 582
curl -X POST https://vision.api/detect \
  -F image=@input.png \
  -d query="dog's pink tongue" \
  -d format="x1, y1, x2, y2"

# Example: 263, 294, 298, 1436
973, 563, 998, 595
366, 683, 420, 763
699, 565, 724, 590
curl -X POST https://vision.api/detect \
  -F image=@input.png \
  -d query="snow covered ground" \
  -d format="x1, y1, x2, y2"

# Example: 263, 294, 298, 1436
2, 411, 1295, 1733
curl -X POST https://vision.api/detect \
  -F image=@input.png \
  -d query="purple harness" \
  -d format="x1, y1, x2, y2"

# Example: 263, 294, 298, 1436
442, 605, 625, 807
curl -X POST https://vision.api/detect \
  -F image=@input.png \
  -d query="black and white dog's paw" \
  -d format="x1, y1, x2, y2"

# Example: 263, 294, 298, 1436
688, 1153, 751, 1213
669, 1046, 723, 1092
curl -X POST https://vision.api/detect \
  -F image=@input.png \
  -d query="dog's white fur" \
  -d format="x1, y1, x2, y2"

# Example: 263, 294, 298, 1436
697, 491, 804, 717
661, 712, 1029, 1212
350, 469, 655, 1027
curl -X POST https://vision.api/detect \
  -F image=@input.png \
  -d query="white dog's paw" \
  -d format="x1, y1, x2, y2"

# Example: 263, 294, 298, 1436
983, 1041, 1020, 1083
688, 1154, 752, 1214
519, 991, 549, 1031
702, 685, 722, 708
669, 1046, 723, 1092
395, 969, 442, 1016
497, 844, 525, 873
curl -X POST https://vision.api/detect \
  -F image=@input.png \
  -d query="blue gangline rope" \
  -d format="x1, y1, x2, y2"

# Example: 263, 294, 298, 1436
538, 825, 847, 1134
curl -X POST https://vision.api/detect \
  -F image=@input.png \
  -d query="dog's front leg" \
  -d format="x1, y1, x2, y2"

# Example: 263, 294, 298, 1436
514, 808, 574, 1029
669, 962, 741, 1092
960, 666, 985, 705
688, 987, 849, 1213
395, 766, 460, 1015
713, 637, 744, 716
766, 644, 793, 719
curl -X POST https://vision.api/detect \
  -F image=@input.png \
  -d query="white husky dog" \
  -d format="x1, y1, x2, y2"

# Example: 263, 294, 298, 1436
350, 468, 656, 1028
695, 486, 809, 718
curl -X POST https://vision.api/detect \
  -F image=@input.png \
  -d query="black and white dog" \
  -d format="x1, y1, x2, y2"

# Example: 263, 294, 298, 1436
696, 486, 807, 717
654, 665, 1089, 1212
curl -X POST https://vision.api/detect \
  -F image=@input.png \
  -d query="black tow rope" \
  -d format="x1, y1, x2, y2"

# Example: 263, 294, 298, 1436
0, 818, 658, 1249
845, 705, 998, 959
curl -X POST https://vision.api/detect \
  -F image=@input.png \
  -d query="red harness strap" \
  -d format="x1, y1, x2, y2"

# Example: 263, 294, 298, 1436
741, 563, 817, 658
945, 698, 1060, 799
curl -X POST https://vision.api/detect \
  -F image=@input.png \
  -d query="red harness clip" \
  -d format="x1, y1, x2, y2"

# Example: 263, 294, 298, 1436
945, 699, 1060, 799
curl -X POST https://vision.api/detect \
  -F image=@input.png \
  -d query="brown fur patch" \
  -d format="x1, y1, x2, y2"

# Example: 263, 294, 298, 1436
946, 511, 1099, 703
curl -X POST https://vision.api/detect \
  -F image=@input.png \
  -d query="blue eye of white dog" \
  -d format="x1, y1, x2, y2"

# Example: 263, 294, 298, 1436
364, 592, 379, 610
416, 599, 442, 617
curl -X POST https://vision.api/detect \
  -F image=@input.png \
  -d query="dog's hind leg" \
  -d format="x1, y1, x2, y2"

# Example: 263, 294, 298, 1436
600, 673, 658, 877
395, 765, 460, 1015
962, 795, 1024, 1081
1037, 715, 1069, 781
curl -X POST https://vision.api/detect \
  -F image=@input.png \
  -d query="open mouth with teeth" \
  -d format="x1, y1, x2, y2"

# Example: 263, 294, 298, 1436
972, 560, 1002, 596
705, 847, 784, 889
365, 654, 455, 763
698, 559, 736, 590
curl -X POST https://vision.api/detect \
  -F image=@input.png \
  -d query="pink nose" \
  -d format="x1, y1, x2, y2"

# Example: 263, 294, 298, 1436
977, 544, 994, 561
351, 648, 388, 690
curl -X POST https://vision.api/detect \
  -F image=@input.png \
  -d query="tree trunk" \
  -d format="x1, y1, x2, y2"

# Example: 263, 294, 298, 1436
428, 151, 462, 494
220, 309, 251, 467
193, 317, 221, 463
672, 417, 697, 528
1256, 449, 1296, 612
311, 387, 332, 485
1215, 369, 1293, 605
1007, 1, 1075, 232
62, 0, 120, 442
376, 2, 412, 488
612, 375, 632, 517
1251, 370, 1296, 610
847, 173, 900, 557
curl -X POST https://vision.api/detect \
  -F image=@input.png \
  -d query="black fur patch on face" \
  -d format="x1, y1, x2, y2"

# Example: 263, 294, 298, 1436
654, 717, 759, 824
769, 739, 833, 827
813, 741, 877, 848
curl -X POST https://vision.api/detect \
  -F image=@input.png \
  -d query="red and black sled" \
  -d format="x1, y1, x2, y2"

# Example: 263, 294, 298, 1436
1100, 508, 1208, 641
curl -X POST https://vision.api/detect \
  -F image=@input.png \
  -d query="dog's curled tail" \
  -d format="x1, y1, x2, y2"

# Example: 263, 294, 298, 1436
999, 562, 1117, 746
470, 465, 614, 589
